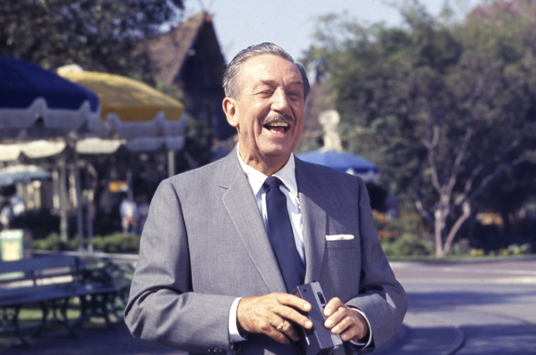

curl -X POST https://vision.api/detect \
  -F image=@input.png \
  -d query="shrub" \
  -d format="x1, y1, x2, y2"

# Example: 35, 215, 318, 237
32, 233, 64, 251
33, 233, 140, 253
91, 233, 140, 253
373, 210, 402, 241
449, 239, 471, 256
381, 233, 432, 258
505, 243, 533, 255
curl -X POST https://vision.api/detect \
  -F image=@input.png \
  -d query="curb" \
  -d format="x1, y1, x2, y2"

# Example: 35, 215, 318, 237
446, 326, 465, 355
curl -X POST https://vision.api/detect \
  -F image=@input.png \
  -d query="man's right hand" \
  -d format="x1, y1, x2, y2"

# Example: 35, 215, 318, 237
237, 293, 313, 344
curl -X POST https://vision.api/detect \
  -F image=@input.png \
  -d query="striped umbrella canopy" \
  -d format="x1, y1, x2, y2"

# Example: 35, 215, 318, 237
0, 56, 100, 141
58, 71, 186, 140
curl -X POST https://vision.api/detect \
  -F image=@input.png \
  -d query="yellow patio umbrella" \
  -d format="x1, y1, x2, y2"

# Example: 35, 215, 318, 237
58, 70, 186, 139
58, 69, 188, 252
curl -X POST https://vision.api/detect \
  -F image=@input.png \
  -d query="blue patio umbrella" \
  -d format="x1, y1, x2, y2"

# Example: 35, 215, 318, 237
0, 56, 101, 141
0, 164, 52, 186
0, 57, 101, 251
297, 149, 380, 183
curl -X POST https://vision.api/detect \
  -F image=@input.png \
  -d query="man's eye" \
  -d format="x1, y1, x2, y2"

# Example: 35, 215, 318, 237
288, 92, 302, 100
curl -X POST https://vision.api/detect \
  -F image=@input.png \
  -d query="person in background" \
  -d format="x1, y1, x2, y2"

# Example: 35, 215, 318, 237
4, 185, 24, 218
119, 193, 137, 235
0, 198, 13, 230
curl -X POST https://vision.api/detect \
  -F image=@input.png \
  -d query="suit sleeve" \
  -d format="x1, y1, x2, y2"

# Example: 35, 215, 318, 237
344, 179, 408, 351
124, 179, 237, 354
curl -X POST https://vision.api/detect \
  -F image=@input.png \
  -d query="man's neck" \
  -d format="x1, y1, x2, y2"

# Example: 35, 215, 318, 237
237, 146, 290, 176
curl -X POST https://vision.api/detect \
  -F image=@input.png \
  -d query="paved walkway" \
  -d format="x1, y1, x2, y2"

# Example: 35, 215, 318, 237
377, 256, 536, 355
1, 324, 179, 355
2, 256, 535, 355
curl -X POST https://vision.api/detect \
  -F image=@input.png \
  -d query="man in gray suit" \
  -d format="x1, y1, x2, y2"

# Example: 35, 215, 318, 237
125, 43, 407, 355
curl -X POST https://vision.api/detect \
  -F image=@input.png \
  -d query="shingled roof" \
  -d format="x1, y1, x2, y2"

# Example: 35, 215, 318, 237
138, 11, 225, 87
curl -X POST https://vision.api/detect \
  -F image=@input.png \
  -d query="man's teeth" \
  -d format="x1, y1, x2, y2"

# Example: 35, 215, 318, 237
266, 122, 289, 128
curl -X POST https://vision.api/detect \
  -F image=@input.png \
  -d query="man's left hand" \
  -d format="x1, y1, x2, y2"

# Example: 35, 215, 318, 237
323, 297, 369, 342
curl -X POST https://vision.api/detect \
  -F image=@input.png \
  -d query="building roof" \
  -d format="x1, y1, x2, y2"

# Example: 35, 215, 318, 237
137, 11, 225, 87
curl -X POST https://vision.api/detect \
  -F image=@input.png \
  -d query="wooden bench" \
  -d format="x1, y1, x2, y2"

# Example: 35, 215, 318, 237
0, 255, 131, 347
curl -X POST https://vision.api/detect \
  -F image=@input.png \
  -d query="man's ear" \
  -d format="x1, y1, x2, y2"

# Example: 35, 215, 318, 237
223, 97, 239, 128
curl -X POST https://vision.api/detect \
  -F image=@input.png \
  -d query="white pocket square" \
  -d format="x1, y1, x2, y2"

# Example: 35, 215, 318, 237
326, 234, 354, 241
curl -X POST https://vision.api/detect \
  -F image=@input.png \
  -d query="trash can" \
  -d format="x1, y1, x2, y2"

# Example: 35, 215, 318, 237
0, 229, 33, 261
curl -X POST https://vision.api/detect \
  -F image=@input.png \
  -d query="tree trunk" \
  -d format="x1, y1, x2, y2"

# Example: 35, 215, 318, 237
444, 202, 471, 256
434, 209, 445, 258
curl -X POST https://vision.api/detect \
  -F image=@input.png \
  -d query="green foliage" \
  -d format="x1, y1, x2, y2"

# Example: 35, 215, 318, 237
33, 233, 140, 253
505, 243, 533, 255
0, 0, 184, 77
449, 240, 471, 256
32, 233, 64, 251
381, 233, 433, 258
90, 233, 140, 253
373, 210, 402, 241
305, 0, 536, 257
377, 207, 432, 258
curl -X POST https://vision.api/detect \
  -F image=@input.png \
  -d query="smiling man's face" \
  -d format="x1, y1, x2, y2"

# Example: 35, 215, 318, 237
223, 54, 305, 175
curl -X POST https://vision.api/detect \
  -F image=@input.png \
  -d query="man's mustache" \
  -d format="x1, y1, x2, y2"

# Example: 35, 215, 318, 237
261, 114, 295, 126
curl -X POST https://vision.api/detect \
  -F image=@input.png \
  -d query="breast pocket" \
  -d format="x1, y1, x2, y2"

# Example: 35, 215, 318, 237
321, 237, 361, 300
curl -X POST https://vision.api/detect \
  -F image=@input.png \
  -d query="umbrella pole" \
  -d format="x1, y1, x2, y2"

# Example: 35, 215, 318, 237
127, 170, 134, 201
167, 150, 175, 177
85, 163, 98, 254
86, 189, 94, 253
74, 146, 85, 252
58, 156, 69, 244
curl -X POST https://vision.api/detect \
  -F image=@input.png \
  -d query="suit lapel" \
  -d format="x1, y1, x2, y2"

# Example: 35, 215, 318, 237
295, 158, 327, 284
219, 149, 286, 293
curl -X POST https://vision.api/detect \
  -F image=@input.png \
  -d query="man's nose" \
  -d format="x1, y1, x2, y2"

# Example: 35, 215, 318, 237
271, 88, 291, 114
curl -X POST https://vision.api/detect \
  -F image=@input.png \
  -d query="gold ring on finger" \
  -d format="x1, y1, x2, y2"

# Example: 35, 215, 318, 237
350, 315, 355, 323
276, 321, 285, 332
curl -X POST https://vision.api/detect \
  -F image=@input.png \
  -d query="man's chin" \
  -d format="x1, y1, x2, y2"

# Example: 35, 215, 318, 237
262, 145, 294, 158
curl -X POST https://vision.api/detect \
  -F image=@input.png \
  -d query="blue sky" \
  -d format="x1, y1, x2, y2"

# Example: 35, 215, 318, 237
183, 0, 483, 62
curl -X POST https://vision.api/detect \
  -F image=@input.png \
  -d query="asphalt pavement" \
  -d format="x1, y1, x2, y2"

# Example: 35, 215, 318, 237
2, 256, 535, 355
377, 256, 536, 355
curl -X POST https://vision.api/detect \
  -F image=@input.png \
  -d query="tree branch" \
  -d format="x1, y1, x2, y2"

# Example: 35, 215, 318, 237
423, 125, 441, 192
467, 155, 531, 202
415, 199, 433, 224
454, 139, 523, 206
446, 127, 473, 198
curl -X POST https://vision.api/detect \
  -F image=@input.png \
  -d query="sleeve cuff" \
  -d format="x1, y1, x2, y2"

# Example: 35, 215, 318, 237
348, 307, 373, 349
229, 297, 248, 343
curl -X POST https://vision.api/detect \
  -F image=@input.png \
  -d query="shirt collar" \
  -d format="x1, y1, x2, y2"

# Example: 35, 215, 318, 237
236, 144, 298, 197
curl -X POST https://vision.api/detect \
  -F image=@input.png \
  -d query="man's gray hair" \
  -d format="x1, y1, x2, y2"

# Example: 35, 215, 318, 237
222, 42, 310, 100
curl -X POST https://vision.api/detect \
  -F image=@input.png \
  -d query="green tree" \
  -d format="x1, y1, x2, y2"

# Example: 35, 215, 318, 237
305, 1, 536, 257
0, 0, 183, 77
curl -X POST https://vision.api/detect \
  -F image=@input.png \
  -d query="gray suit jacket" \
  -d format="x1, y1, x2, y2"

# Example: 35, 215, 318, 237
125, 148, 407, 355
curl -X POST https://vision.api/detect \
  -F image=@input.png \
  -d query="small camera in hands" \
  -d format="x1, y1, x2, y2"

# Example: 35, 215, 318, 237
292, 282, 343, 355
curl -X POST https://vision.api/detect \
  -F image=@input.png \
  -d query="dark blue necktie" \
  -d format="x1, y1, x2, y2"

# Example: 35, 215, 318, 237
264, 176, 304, 292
